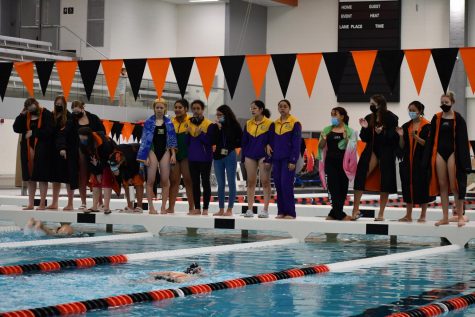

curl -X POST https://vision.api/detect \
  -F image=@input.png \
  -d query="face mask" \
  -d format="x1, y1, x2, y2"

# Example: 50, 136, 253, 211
331, 117, 339, 126
218, 117, 225, 124
73, 111, 84, 119
190, 116, 203, 125
54, 105, 63, 112
370, 104, 378, 113
80, 139, 88, 145
409, 112, 419, 120
28, 106, 39, 115
440, 104, 451, 113
109, 164, 119, 173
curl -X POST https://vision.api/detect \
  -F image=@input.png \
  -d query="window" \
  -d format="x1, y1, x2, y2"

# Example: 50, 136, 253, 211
86, 0, 104, 47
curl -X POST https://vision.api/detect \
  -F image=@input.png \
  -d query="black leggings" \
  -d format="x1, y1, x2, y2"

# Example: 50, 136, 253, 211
325, 159, 349, 220
189, 161, 212, 210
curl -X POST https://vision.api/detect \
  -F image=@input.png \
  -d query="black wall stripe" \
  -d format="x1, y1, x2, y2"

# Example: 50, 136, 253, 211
214, 219, 235, 230
77, 213, 96, 224
241, 206, 258, 214
360, 209, 375, 218
33, 198, 48, 207
366, 224, 389, 235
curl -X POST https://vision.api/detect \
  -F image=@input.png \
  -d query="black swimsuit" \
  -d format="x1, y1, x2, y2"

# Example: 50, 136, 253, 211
437, 118, 455, 162
153, 123, 167, 161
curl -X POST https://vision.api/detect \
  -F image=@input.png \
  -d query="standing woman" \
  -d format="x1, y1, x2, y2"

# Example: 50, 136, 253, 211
351, 95, 399, 221
396, 101, 433, 223
58, 101, 105, 210
47, 96, 74, 211
13, 98, 53, 210
186, 100, 216, 216
426, 92, 471, 227
317, 107, 357, 221
137, 98, 177, 215
212, 105, 243, 217
241, 100, 273, 218
269, 100, 302, 219
168, 99, 194, 214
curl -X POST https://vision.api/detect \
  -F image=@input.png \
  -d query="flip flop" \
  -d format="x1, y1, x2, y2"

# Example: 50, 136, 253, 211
374, 217, 385, 222
350, 213, 361, 221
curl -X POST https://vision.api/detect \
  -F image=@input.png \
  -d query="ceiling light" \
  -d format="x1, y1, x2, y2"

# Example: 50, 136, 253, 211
189, 0, 220, 3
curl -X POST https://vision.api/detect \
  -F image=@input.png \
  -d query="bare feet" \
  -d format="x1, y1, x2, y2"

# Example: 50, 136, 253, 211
325, 216, 335, 220
374, 217, 385, 222
202, 210, 208, 216
213, 210, 225, 217
458, 217, 466, 227
63, 205, 74, 211
36, 206, 46, 211
46, 205, 58, 210
417, 218, 426, 223
351, 212, 361, 221
275, 215, 284, 219
22, 206, 34, 210
343, 215, 352, 221
149, 208, 158, 215
435, 219, 449, 226
166, 209, 175, 214
398, 217, 412, 222
160, 210, 168, 215
223, 210, 233, 216
283, 215, 295, 219
188, 209, 201, 216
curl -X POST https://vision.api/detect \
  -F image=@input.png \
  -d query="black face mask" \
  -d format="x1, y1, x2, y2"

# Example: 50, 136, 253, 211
54, 105, 63, 113
370, 105, 378, 113
190, 116, 204, 126
440, 104, 451, 113
73, 111, 84, 119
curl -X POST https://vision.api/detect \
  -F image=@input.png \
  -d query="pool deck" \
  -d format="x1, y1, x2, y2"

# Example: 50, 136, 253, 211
0, 203, 473, 246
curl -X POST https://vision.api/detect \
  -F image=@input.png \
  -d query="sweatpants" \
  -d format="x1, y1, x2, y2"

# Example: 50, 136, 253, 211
189, 161, 212, 210
273, 159, 296, 217
325, 158, 349, 220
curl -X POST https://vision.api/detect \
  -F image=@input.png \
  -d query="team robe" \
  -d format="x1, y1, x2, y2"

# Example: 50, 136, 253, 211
425, 111, 471, 200
354, 111, 399, 193
56, 111, 105, 190
397, 118, 434, 204
13, 108, 54, 182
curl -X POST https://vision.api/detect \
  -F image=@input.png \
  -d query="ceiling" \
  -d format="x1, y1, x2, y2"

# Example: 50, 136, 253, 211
162, 0, 291, 6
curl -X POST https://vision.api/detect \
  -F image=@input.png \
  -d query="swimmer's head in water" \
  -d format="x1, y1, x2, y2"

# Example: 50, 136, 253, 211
55, 224, 73, 236
184, 263, 201, 274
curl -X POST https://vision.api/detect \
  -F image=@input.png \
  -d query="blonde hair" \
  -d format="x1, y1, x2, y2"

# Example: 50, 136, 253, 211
152, 98, 167, 108
441, 91, 455, 103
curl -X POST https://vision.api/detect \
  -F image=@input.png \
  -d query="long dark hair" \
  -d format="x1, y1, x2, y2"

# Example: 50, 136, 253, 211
332, 106, 349, 125
217, 104, 240, 129
53, 95, 68, 128
252, 100, 271, 118
408, 100, 425, 116
370, 94, 387, 128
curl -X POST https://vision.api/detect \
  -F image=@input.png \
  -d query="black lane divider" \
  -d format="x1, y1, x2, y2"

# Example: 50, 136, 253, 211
0, 255, 128, 275
0, 265, 330, 317
351, 280, 471, 317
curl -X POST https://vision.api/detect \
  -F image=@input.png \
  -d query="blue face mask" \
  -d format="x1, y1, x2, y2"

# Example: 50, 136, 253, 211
331, 117, 339, 126
80, 139, 88, 145
409, 112, 419, 120
218, 117, 225, 124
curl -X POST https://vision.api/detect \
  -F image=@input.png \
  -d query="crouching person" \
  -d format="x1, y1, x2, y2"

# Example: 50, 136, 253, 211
108, 143, 145, 213
78, 127, 117, 214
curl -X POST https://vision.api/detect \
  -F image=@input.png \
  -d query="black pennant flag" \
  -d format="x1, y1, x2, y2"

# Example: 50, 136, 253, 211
124, 58, 147, 100
377, 50, 404, 92
78, 60, 100, 101
431, 48, 459, 93
111, 121, 123, 141
323, 52, 349, 95
219, 55, 245, 99
271, 54, 296, 97
0, 62, 13, 101
170, 57, 195, 98
133, 124, 143, 142
35, 61, 54, 96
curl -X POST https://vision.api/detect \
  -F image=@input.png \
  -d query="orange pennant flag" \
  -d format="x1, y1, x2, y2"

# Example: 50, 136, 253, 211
296, 53, 322, 98
404, 49, 431, 95
196, 56, 219, 99
148, 58, 170, 98
14, 62, 34, 97
102, 120, 113, 136
246, 55, 271, 98
121, 122, 135, 142
56, 61, 78, 101
460, 47, 475, 94
351, 50, 377, 93
304, 138, 319, 157
101, 59, 123, 102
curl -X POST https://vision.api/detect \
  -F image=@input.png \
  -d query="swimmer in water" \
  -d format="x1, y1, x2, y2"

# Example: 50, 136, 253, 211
148, 263, 204, 283
24, 218, 74, 236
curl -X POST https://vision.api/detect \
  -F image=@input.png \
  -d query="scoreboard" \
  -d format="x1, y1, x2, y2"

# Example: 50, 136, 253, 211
337, 0, 401, 102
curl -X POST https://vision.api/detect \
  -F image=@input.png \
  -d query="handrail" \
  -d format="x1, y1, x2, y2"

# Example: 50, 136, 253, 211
0, 47, 74, 61
53, 24, 109, 60
0, 35, 52, 47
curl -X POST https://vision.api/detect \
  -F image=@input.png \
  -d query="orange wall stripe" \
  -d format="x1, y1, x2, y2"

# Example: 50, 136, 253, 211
351, 50, 377, 93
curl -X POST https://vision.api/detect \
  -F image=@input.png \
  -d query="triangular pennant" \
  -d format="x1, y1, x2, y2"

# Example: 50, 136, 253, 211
78, 60, 100, 101
170, 57, 195, 98
121, 122, 135, 142
111, 121, 124, 141
351, 50, 377, 93
35, 61, 54, 96
431, 48, 459, 93
460, 47, 475, 94
56, 61, 78, 101
296, 53, 322, 97
246, 55, 271, 98
376, 50, 404, 92
124, 58, 147, 101
195, 56, 219, 99
132, 124, 143, 142
102, 119, 113, 136
404, 49, 431, 95
0, 63, 13, 101
219, 55, 245, 99
271, 53, 297, 97
148, 58, 170, 98
323, 52, 349, 95
101, 59, 124, 102
14, 62, 34, 97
